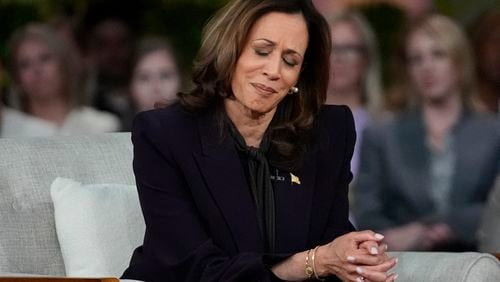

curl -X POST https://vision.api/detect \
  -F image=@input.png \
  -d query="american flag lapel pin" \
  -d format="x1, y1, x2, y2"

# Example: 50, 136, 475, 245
290, 173, 301, 185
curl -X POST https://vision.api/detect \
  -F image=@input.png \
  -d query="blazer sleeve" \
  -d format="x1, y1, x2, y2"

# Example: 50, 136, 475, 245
321, 106, 356, 242
353, 123, 397, 230
121, 111, 285, 282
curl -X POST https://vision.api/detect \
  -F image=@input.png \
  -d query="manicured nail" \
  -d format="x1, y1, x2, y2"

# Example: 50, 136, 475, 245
356, 266, 363, 274
370, 246, 379, 255
395, 258, 399, 264
347, 256, 356, 262
374, 233, 384, 240
393, 274, 399, 281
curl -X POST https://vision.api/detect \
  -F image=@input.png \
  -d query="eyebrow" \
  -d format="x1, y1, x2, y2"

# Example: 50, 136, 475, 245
253, 38, 303, 59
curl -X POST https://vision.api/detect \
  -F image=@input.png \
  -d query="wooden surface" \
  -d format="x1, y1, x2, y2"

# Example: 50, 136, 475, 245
0, 278, 118, 282
493, 253, 500, 260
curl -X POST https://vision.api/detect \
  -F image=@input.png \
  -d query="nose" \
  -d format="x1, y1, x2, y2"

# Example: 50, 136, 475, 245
263, 54, 281, 80
420, 55, 436, 71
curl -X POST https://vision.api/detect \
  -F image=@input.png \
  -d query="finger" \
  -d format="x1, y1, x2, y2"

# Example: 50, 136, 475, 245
385, 272, 399, 282
378, 243, 388, 255
342, 273, 365, 282
424, 229, 440, 242
345, 252, 386, 266
352, 230, 385, 243
355, 266, 389, 282
359, 240, 381, 255
364, 257, 398, 273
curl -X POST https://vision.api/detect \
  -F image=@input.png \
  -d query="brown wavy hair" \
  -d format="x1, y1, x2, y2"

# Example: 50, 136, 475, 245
179, 0, 331, 170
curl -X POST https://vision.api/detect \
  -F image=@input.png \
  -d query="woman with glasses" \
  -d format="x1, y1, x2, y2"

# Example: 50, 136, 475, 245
326, 11, 383, 181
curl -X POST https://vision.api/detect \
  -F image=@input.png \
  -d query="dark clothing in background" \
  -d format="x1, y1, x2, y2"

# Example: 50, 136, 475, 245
354, 111, 500, 250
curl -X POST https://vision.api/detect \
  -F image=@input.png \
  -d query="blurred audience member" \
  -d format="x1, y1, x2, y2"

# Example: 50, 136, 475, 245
312, 0, 348, 17
478, 174, 500, 252
392, 0, 434, 21
50, 12, 86, 96
130, 37, 181, 114
469, 9, 500, 115
80, 0, 139, 130
353, 14, 500, 251
4, 23, 119, 137
326, 10, 383, 180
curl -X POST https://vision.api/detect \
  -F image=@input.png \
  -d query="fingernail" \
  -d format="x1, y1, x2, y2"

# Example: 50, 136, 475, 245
395, 258, 399, 264
356, 278, 363, 282
356, 266, 363, 274
374, 233, 384, 240
394, 274, 399, 281
370, 246, 379, 255
347, 256, 356, 262
384, 244, 388, 251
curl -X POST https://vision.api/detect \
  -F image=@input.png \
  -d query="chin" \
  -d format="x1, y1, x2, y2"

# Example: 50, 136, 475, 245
246, 104, 275, 116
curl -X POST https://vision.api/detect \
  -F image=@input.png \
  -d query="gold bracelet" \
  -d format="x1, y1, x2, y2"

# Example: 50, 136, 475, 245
312, 246, 325, 281
305, 249, 314, 279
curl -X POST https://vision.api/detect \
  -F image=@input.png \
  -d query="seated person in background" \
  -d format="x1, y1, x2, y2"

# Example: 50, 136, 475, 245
4, 23, 119, 137
325, 10, 384, 181
469, 9, 500, 115
353, 14, 500, 251
478, 174, 500, 252
122, 0, 397, 281
130, 37, 181, 113
80, 0, 138, 130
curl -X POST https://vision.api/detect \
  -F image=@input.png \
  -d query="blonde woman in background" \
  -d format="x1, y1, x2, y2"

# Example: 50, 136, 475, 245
326, 10, 383, 180
353, 14, 499, 251
4, 23, 119, 137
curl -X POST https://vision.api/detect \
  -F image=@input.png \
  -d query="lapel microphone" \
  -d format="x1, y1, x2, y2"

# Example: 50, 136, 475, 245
270, 169, 285, 182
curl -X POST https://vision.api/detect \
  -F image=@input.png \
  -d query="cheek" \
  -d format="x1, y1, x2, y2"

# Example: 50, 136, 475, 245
160, 77, 180, 92
408, 65, 422, 83
18, 70, 32, 86
43, 63, 64, 86
439, 63, 458, 85
281, 69, 301, 89
132, 80, 150, 98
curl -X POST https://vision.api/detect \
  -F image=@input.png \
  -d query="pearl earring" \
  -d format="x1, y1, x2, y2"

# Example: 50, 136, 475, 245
289, 86, 299, 94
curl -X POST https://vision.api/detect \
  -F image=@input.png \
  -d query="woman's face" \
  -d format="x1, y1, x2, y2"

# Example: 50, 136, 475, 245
229, 12, 308, 116
15, 38, 64, 100
329, 21, 366, 93
407, 30, 459, 102
131, 49, 180, 111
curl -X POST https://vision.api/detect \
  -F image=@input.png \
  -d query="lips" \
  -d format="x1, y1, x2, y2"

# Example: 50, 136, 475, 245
251, 83, 277, 94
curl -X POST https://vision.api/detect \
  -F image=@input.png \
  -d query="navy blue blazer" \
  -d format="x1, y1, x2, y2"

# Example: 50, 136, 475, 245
122, 104, 356, 282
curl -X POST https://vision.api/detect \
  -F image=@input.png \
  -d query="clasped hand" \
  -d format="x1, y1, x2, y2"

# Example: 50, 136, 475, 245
314, 231, 398, 282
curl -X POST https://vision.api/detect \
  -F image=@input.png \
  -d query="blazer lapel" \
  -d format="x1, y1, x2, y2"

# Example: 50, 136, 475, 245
193, 112, 263, 253
271, 154, 316, 252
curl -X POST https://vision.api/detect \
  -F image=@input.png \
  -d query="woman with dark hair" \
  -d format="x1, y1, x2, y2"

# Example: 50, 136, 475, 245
469, 9, 500, 115
122, 0, 396, 281
130, 37, 181, 113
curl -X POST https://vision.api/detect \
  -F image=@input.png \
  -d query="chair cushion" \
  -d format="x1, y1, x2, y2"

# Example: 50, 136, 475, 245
51, 177, 145, 277
0, 133, 134, 275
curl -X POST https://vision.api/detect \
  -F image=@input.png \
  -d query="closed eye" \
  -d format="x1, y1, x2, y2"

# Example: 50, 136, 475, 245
254, 49, 271, 56
283, 57, 298, 67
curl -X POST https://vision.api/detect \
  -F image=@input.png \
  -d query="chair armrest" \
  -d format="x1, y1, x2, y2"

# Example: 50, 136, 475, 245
0, 277, 118, 282
389, 252, 500, 281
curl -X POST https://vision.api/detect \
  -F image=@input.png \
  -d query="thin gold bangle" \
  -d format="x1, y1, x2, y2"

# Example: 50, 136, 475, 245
305, 249, 314, 279
312, 246, 325, 281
